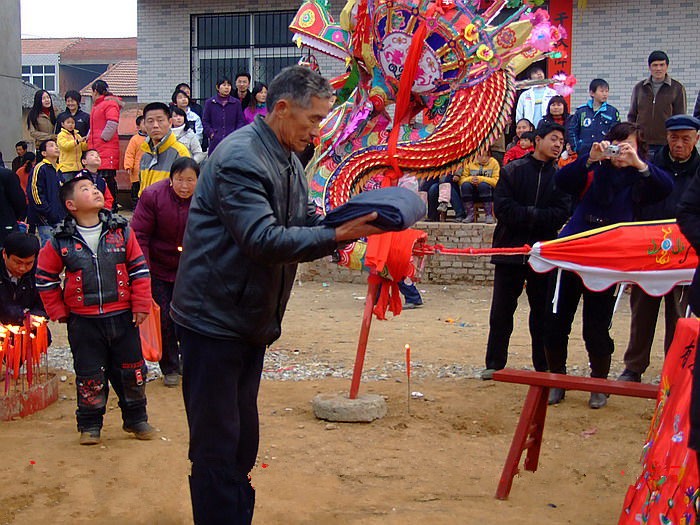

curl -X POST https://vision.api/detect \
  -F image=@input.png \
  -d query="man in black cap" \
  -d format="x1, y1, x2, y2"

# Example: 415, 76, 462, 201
628, 50, 687, 158
618, 114, 700, 383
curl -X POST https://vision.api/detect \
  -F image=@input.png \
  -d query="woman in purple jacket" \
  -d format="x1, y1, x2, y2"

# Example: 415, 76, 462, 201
131, 157, 199, 387
202, 77, 246, 154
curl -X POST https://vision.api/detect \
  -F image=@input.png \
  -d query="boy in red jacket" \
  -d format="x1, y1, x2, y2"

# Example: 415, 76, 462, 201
36, 175, 155, 445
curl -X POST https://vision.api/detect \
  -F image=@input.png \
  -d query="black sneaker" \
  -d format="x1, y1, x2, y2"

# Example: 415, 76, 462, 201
123, 421, 156, 440
548, 387, 565, 405
617, 369, 642, 382
79, 429, 101, 446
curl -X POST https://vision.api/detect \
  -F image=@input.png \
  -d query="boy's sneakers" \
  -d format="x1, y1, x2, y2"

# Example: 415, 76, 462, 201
123, 421, 156, 440
79, 428, 101, 446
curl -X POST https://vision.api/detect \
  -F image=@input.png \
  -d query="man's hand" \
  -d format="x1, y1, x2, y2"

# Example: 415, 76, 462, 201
471, 176, 479, 185
334, 212, 383, 242
588, 141, 610, 163
133, 312, 149, 327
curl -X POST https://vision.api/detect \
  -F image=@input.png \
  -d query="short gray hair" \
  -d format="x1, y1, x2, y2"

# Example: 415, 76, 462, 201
267, 66, 333, 112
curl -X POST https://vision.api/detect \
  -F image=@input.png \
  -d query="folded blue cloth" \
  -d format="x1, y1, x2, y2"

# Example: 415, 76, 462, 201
321, 187, 426, 231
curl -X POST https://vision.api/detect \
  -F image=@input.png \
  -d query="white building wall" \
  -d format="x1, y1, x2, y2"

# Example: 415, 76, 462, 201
1, 1, 22, 166
570, 0, 699, 116
137, 0, 345, 104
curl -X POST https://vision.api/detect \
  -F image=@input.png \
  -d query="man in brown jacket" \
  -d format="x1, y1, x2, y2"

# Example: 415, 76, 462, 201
628, 50, 687, 157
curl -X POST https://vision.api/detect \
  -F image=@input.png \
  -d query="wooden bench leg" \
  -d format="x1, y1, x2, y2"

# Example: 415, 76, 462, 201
495, 385, 549, 500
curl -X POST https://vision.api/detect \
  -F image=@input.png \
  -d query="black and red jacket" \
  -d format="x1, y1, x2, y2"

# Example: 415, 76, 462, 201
36, 211, 151, 319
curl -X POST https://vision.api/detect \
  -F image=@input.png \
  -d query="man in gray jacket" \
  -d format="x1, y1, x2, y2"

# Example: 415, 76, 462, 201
170, 66, 380, 524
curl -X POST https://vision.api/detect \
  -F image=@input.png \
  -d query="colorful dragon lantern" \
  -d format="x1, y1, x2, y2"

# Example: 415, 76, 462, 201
291, 0, 567, 269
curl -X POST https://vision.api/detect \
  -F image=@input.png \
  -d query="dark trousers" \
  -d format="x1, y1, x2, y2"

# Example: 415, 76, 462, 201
485, 264, 549, 371
622, 285, 688, 375
67, 311, 148, 431
544, 270, 616, 377
179, 325, 264, 525
460, 181, 494, 203
130, 181, 140, 209
99, 169, 119, 212
152, 278, 179, 375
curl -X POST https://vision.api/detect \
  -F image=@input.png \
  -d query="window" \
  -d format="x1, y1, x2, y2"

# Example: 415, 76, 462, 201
22, 64, 57, 92
191, 11, 299, 102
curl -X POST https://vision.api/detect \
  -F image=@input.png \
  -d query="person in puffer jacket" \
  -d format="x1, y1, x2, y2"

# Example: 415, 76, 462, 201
36, 175, 154, 446
88, 80, 122, 212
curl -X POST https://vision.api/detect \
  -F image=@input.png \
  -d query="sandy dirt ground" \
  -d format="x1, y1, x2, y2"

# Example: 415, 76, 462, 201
0, 280, 667, 524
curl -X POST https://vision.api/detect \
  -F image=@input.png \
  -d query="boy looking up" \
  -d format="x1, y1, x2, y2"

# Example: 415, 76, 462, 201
36, 175, 154, 445
79, 149, 114, 211
569, 79, 620, 155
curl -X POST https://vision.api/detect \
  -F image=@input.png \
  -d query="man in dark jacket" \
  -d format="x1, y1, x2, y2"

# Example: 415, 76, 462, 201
11, 141, 28, 174
0, 232, 45, 325
170, 66, 381, 524
481, 122, 570, 380
619, 115, 700, 383
628, 50, 687, 157
0, 165, 26, 247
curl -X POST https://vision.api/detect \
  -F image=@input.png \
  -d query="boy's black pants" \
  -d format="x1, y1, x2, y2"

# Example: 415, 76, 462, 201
67, 311, 148, 431
178, 324, 264, 525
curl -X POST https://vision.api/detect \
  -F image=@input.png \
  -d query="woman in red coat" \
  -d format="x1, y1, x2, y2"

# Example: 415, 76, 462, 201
88, 80, 121, 212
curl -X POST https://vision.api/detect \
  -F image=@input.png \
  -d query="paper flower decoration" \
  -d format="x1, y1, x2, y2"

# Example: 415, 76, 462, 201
549, 24, 567, 42
527, 21, 556, 52
476, 44, 494, 61
522, 8, 550, 25
463, 23, 479, 44
552, 73, 577, 97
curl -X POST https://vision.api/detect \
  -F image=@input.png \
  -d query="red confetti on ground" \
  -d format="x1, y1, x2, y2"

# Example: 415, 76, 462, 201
261, 463, 269, 469
29, 460, 36, 465
620, 470, 625, 476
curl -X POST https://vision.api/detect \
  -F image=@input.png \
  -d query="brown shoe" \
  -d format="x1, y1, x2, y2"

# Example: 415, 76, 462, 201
123, 421, 156, 440
79, 429, 101, 446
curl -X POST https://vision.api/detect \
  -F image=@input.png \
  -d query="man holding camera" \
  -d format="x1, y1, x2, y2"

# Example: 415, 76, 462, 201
544, 122, 673, 409
618, 115, 700, 383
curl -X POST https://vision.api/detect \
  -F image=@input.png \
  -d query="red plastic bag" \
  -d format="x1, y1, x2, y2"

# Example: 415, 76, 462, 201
139, 299, 162, 362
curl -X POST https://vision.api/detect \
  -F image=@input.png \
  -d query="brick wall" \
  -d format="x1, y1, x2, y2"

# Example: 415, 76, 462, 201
570, 0, 699, 115
137, 0, 345, 104
300, 222, 496, 285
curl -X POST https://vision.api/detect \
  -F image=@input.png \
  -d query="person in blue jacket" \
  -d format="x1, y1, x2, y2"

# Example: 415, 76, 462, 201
568, 78, 620, 155
545, 122, 673, 409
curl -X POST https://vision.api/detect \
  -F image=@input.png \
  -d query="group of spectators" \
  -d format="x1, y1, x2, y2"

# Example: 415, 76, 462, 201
0, 68, 275, 434
481, 50, 700, 411
427, 50, 700, 231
